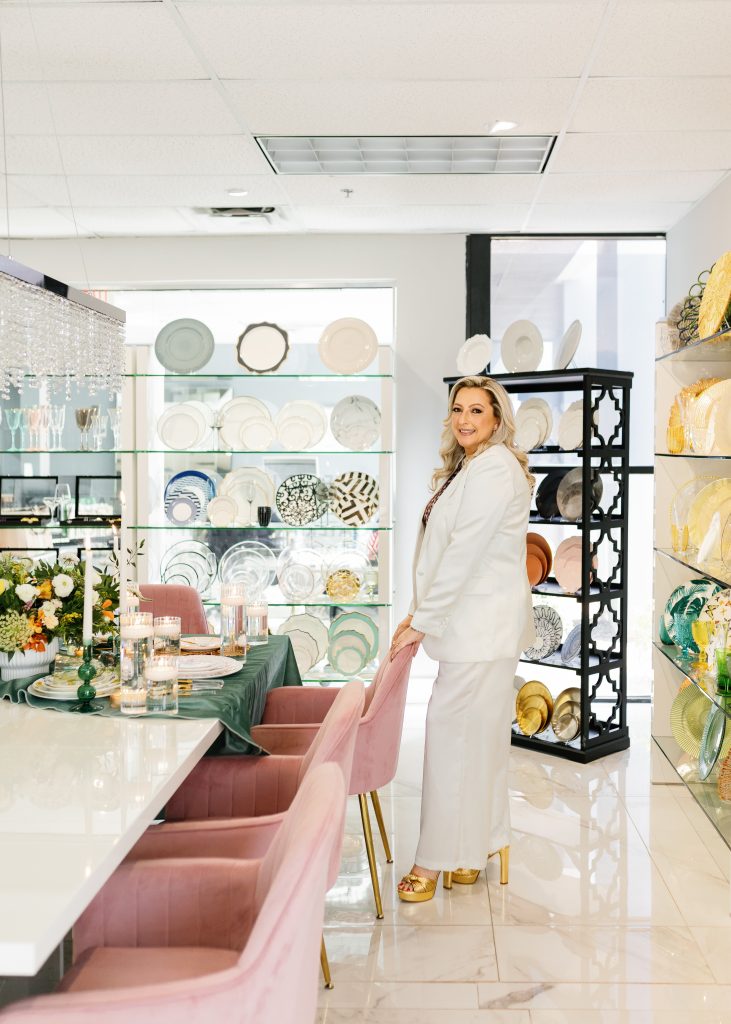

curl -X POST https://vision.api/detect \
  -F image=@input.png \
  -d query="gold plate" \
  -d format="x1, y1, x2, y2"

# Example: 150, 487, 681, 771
516, 680, 554, 719
669, 685, 731, 758
553, 687, 581, 715
517, 705, 545, 736
553, 710, 580, 742
692, 379, 731, 457
699, 251, 731, 340
687, 478, 731, 556
517, 694, 549, 729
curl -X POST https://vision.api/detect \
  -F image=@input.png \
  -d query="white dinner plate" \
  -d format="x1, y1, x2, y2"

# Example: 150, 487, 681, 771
554, 320, 582, 370
318, 318, 378, 374
157, 402, 213, 450
236, 322, 289, 373
456, 334, 492, 375
277, 416, 315, 451
501, 320, 544, 373
517, 398, 553, 444
220, 467, 276, 523
558, 407, 584, 451
207, 494, 238, 527
330, 395, 381, 450
240, 418, 277, 451
154, 318, 215, 374
279, 613, 329, 661
28, 678, 119, 701
179, 655, 241, 679
276, 401, 327, 448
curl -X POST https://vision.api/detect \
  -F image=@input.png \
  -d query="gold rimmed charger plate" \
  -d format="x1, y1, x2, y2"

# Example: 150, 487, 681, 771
698, 251, 731, 340
687, 478, 731, 553
670, 685, 731, 758
516, 680, 554, 719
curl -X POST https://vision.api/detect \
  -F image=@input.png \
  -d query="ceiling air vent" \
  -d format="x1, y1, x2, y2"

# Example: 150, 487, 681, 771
256, 136, 555, 175
207, 207, 276, 218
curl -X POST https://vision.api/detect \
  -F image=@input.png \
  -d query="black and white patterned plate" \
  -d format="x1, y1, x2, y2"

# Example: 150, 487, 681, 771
329, 471, 380, 526
275, 474, 329, 526
524, 604, 563, 661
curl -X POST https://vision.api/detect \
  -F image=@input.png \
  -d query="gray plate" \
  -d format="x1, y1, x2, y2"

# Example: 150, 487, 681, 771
556, 468, 603, 522
155, 318, 215, 373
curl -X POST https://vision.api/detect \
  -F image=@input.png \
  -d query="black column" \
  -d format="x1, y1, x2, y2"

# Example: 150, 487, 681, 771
465, 234, 491, 342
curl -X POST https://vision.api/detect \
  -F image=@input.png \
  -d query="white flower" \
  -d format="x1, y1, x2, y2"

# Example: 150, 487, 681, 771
42, 611, 59, 629
52, 574, 74, 598
41, 600, 61, 624
60, 554, 79, 565
15, 583, 38, 604
90, 568, 102, 587
92, 590, 100, 606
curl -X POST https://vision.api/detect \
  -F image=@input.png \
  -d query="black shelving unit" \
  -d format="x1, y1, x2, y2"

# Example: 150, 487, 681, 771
444, 368, 633, 763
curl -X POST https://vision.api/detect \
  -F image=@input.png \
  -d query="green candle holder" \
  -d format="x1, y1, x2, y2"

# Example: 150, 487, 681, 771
717, 648, 731, 697
70, 644, 103, 713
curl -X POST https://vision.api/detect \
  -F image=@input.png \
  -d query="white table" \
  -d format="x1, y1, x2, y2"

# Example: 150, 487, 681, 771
0, 703, 221, 979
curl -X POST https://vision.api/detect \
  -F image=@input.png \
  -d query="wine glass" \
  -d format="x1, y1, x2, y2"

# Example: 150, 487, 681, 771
75, 406, 98, 451
54, 483, 71, 523
93, 410, 108, 451
244, 481, 256, 526
42, 494, 61, 527
4, 408, 21, 451
49, 405, 66, 450
108, 407, 122, 449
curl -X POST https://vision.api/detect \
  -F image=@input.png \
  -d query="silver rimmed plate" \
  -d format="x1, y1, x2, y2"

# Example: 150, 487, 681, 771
555, 319, 582, 370
329, 471, 380, 526
157, 401, 214, 450
331, 395, 381, 451
276, 474, 329, 526
276, 416, 314, 452
236, 322, 289, 373
279, 613, 329, 662
219, 540, 276, 592
501, 320, 543, 373
219, 467, 276, 525
456, 334, 492, 375
218, 396, 273, 450
160, 540, 217, 595
276, 401, 327, 449
154, 318, 215, 374
318, 318, 378, 374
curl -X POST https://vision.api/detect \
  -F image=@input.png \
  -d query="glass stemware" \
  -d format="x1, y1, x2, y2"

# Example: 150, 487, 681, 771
691, 618, 712, 668
108, 407, 122, 450
92, 410, 108, 451
75, 406, 98, 451
244, 481, 256, 527
42, 495, 61, 527
54, 483, 71, 522
674, 610, 699, 661
4, 408, 21, 451
49, 404, 66, 450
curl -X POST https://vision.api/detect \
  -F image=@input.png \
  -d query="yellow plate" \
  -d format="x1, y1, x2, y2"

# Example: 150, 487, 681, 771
553, 687, 581, 715
516, 680, 554, 719
670, 686, 731, 758
517, 694, 549, 729
687, 478, 731, 557
553, 710, 580, 742
699, 251, 731, 340
517, 705, 545, 736
692, 379, 731, 456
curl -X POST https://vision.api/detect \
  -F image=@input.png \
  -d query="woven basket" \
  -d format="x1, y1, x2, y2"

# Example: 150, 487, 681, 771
717, 750, 731, 801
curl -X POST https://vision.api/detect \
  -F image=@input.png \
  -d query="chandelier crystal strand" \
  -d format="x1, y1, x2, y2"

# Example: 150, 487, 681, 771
0, 270, 125, 399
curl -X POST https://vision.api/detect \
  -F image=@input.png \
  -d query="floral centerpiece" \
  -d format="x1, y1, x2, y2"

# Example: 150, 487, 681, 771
703, 588, 731, 685
0, 555, 118, 679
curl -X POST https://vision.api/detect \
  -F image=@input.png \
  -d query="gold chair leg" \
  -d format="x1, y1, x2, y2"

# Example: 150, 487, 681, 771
358, 792, 384, 919
369, 789, 393, 863
320, 935, 333, 989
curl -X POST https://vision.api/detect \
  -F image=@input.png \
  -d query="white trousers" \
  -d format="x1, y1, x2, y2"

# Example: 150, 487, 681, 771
414, 657, 517, 871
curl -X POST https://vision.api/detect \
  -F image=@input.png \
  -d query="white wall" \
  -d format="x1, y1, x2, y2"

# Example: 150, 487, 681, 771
666, 172, 731, 309
12, 234, 467, 623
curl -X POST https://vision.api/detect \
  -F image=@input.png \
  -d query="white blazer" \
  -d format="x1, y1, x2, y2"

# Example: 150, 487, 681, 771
409, 444, 536, 663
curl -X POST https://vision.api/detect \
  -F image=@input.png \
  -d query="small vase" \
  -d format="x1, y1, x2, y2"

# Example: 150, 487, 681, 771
0, 638, 59, 682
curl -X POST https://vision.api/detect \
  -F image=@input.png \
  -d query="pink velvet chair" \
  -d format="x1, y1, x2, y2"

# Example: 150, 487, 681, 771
248, 643, 417, 919
138, 584, 209, 634
0, 763, 346, 1024
126, 678, 364, 987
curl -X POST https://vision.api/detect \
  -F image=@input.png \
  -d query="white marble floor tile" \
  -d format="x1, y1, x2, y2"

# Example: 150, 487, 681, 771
647, 851, 731, 928
669, 786, 731, 881
318, 980, 479, 1010
689, 927, 731, 982
477, 981, 731, 1012
622, 790, 726, 880
323, 925, 499, 982
492, 925, 715, 984
317, 1010, 529, 1023
528, 1013, 729, 1024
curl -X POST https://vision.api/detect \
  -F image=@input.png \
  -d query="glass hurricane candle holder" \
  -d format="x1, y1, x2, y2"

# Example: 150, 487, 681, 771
154, 616, 181, 658
220, 583, 247, 660
246, 598, 268, 646
145, 654, 178, 715
119, 611, 153, 714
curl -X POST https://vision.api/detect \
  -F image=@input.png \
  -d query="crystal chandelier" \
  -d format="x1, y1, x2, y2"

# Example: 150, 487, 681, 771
0, 257, 125, 399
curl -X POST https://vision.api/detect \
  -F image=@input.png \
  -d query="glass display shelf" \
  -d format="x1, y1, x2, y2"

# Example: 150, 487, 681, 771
125, 372, 394, 380
203, 599, 390, 608
518, 648, 615, 673
655, 452, 731, 461
0, 449, 127, 455
301, 665, 378, 686
531, 578, 623, 602
126, 449, 393, 455
656, 325, 731, 364
0, 520, 117, 530
130, 523, 391, 531
529, 513, 624, 529
653, 641, 731, 718
654, 547, 731, 588
653, 735, 731, 849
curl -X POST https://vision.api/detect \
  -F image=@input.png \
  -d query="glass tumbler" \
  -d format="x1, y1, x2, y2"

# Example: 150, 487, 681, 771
154, 616, 181, 657
145, 654, 179, 714
674, 611, 699, 661
119, 611, 153, 714
246, 597, 269, 646
220, 582, 247, 660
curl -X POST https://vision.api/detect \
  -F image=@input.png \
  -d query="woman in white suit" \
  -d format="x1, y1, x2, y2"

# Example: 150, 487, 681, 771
390, 375, 535, 903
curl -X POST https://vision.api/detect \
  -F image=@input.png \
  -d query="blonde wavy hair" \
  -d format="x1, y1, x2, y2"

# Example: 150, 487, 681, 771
431, 375, 535, 492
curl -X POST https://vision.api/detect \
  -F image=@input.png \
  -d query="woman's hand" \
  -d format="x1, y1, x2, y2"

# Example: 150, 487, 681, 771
389, 625, 424, 661
390, 614, 413, 647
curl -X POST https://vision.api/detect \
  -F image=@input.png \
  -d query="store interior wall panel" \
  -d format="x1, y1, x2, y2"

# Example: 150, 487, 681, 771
667, 173, 731, 308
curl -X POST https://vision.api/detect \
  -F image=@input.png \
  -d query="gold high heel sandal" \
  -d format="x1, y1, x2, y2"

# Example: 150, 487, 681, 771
443, 847, 510, 889
397, 872, 439, 902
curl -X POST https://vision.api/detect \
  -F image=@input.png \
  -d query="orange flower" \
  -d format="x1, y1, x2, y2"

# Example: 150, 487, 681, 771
36, 580, 52, 600
24, 634, 47, 652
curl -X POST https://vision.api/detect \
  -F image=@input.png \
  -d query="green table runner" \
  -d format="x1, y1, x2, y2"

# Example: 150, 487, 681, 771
0, 635, 302, 756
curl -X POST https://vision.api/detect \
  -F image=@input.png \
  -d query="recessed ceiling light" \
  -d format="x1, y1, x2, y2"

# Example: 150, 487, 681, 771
488, 121, 518, 133
256, 135, 553, 175
227, 188, 249, 197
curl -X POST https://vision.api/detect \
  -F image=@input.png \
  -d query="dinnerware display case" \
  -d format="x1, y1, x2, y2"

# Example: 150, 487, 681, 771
445, 368, 633, 763
651, 325, 731, 861
125, 340, 394, 683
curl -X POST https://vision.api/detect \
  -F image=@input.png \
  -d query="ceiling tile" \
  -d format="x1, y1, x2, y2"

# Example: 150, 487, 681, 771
72, 207, 199, 235
55, 136, 270, 176
593, 1, 731, 76
0, 137, 66, 175
224, 78, 575, 135
276, 174, 539, 204
295, 203, 532, 231
549, 132, 731, 172
10, 174, 287, 207
5, 82, 241, 136
0, 207, 88, 237
527, 201, 691, 232
572, 77, 731, 133
0, 3, 204, 81
181, 2, 604, 80
539, 169, 724, 203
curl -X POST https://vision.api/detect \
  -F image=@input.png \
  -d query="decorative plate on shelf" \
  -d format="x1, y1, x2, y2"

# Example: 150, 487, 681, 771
219, 467, 276, 524
219, 540, 277, 592
318, 318, 378, 374
278, 562, 317, 602
456, 334, 492, 375
661, 578, 722, 644
160, 540, 217, 595
556, 468, 603, 522
553, 537, 583, 594
515, 398, 552, 450
699, 702, 729, 780
523, 605, 563, 661
236, 322, 289, 373
501, 320, 543, 373
329, 611, 379, 661
690, 379, 731, 456
561, 624, 582, 665
698, 251, 731, 341
535, 469, 568, 519
331, 395, 382, 451
219, 396, 274, 450
154, 318, 215, 374
557, 402, 584, 451
275, 401, 327, 450
285, 628, 320, 674
670, 685, 718, 757
164, 470, 216, 526
276, 474, 329, 526
554, 320, 582, 370
278, 613, 329, 663
687, 478, 731, 557
329, 472, 380, 526
207, 494, 238, 528
157, 402, 214, 450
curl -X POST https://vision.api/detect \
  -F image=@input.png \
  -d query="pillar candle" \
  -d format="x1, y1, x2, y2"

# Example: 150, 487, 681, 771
119, 490, 129, 614
82, 538, 93, 646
